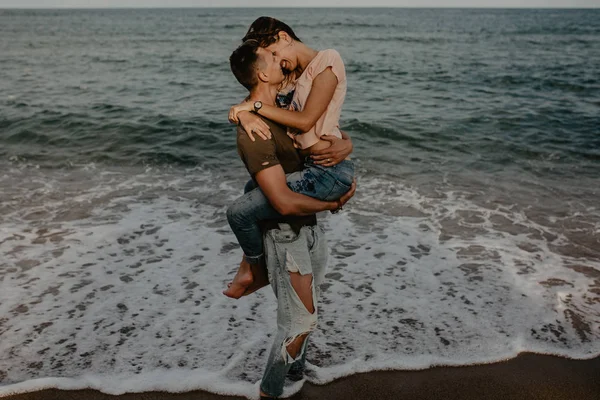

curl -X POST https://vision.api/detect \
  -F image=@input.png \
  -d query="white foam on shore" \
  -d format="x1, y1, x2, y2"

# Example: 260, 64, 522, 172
1, 166, 599, 399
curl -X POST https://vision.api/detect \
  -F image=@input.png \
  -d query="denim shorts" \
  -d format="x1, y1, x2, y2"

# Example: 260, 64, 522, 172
227, 159, 354, 265
286, 158, 355, 202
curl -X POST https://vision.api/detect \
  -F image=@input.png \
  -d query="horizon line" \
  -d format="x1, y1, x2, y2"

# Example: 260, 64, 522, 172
1, 6, 600, 9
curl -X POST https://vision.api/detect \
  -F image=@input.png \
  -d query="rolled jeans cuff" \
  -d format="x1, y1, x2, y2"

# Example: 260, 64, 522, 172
244, 253, 264, 265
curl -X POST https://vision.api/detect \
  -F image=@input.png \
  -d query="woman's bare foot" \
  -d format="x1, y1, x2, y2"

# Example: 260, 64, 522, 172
223, 258, 254, 299
240, 261, 270, 297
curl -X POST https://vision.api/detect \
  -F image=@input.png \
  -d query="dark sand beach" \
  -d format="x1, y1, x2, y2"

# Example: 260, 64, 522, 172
3, 353, 600, 400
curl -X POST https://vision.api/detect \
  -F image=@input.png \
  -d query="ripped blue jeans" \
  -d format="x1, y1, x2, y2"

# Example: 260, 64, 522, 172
227, 159, 354, 264
260, 223, 328, 398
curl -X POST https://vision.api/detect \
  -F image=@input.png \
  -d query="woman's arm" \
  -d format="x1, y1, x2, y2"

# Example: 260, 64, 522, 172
231, 68, 338, 133
229, 101, 272, 141
236, 111, 272, 141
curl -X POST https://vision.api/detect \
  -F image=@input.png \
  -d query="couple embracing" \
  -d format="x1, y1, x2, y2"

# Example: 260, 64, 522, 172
223, 16, 356, 399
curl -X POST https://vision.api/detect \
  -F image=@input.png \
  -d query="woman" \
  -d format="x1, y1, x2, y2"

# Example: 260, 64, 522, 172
225, 16, 355, 299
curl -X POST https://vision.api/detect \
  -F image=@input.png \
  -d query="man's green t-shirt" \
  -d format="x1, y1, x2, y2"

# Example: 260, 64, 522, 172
236, 117, 317, 231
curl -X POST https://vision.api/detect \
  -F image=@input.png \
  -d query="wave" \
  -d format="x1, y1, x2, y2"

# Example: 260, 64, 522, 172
0, 168, 598, 398
2, 107, 599, 176
2, 348, 599, 398
0, 109, 236, 168
354, 35, 451, 44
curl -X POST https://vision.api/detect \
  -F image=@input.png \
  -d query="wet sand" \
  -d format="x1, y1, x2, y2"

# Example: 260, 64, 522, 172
2, 353, 600, 400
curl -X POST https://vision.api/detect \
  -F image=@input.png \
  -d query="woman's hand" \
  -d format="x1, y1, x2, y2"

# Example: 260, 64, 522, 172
228, 102, 255, 125
331, 179, 356, 214
311, 131, 353, 167
236, 111, 272, 142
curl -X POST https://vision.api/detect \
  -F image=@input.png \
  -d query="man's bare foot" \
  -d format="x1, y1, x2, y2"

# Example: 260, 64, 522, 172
223, 258, 254, 299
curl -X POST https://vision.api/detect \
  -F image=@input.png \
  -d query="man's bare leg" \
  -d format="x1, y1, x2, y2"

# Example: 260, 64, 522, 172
223, 257, 254, 298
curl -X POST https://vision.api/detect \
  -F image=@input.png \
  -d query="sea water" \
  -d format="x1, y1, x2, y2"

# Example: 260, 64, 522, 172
1, 7, 599, 399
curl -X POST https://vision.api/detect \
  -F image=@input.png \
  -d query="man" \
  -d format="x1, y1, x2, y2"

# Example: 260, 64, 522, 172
228, 40, 355, 399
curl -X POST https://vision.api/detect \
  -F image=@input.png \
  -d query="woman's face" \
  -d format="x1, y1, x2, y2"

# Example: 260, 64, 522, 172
265, 34, 296, 74
257, 47, 285, 85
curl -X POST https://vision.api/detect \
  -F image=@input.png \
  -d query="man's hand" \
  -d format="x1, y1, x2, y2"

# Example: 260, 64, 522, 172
331, 179, 356, 213
311, 132, 353, 167
234, 111, 272, 142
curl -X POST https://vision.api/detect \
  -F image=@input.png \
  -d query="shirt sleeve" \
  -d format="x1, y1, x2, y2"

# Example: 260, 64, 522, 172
237, 127, 281, 177
314, 49, 346, 84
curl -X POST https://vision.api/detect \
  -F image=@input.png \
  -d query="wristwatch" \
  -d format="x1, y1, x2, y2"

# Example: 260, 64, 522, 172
253, 101, 263, 113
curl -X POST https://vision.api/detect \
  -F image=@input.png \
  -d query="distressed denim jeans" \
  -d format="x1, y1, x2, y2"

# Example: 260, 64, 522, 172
260, 223, 328, 398
227, 159, 353, 264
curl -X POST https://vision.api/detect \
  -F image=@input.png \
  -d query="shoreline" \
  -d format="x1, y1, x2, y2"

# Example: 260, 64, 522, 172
2, 353, 600, 400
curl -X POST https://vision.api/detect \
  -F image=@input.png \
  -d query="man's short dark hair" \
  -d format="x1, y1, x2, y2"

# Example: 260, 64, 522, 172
230, 40, 264, 91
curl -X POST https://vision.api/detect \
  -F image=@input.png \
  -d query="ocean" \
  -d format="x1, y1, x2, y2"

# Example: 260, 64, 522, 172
0, 7, 599, 398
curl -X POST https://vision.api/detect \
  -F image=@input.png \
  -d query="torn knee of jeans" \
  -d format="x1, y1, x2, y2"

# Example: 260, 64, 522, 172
282, 332, 310, 364
288, 271, 316, 314
285, 250, 300, 273
281, 308, 318, 364
283, 245, 312, 276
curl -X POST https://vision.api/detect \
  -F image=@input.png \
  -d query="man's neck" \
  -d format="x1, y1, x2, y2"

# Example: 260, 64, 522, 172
249, 83, 278, 106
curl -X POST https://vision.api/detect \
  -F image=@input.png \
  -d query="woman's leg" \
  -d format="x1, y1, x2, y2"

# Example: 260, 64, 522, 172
224, 187, 280, 298
224, 162, 353, 298
286, 159, 355, 201
243, 178, 257, 194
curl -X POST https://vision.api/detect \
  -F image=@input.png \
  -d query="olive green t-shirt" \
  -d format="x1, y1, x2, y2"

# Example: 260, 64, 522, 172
236, 117, 317, 231
237, 118, 302, 177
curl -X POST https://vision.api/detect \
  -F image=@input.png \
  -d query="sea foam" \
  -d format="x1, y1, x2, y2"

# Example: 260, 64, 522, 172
1, 165, 599, 399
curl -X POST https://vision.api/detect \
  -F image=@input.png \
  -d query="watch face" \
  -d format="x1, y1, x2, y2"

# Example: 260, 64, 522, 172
254, 101, 262, 110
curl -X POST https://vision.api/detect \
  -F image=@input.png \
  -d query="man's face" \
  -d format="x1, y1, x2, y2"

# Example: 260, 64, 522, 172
256, 47, 285, 85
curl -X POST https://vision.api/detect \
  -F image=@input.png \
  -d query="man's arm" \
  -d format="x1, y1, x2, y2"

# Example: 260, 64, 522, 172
255, 165, 342, 216
310, 130, 353, 166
